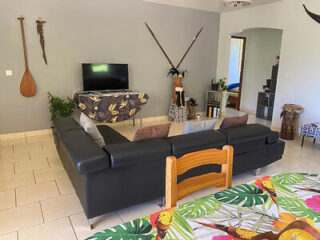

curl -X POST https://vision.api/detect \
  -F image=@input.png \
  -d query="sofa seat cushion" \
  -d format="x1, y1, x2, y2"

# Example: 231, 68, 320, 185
166, 130, 227, 158
60, 130, 110, 174
97, 125, 130, 145
220, 124, 271, 155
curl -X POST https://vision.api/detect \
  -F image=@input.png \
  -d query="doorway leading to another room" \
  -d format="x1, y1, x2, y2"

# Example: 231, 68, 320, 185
227, 36, 246, 111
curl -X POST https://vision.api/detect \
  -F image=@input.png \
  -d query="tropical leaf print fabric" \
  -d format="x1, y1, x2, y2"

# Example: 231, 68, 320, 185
73, 92, 149, 123
87, 173, 320, 240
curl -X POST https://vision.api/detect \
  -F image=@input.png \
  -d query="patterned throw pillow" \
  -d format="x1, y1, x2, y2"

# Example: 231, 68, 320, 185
183, 119, 217, 134
80, 113, 105, 147
133, 123, 171, 142
220, 113, 249, 129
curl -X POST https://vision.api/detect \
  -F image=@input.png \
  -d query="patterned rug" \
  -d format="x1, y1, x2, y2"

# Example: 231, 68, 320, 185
87, 173, 320, 240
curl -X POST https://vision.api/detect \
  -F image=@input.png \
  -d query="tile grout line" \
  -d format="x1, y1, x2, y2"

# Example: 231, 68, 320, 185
115, 211, 124, 223
68, 216, 79, 240
55, 180, 62, 196
14, 188, 17, 207
39, 201, 45, 224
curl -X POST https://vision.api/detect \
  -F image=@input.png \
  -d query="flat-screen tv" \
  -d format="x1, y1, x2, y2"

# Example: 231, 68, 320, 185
82, 63, 129, 91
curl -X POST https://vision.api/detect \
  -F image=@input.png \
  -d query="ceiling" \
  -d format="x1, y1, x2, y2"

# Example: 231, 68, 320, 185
142, 0, 283, 13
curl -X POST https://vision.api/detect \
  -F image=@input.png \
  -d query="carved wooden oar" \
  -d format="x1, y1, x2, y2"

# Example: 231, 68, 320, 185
18, 16, 37, 97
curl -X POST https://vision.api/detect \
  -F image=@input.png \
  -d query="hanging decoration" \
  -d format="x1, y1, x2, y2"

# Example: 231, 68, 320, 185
303, 4, 320, 24
18, 16, 37, 97
36, 18, 48, 64
145, 22, 203, 110
223, 0, 252, 7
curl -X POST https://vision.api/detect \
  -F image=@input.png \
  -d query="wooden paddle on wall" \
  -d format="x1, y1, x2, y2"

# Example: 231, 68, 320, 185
18, 16, 37, 97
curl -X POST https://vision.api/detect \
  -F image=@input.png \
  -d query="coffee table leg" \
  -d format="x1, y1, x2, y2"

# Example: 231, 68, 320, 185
301, 136, 305, 147
314, 138, 316, 144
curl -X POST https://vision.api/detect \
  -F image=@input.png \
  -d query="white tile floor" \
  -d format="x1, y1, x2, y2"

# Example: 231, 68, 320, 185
0, 109, 319, 240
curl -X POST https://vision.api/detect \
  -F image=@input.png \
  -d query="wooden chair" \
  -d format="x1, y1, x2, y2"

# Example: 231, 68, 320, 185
165, 146, 234, 209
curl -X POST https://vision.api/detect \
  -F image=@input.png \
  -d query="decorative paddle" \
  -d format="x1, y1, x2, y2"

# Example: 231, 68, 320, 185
18, 16, 37, 97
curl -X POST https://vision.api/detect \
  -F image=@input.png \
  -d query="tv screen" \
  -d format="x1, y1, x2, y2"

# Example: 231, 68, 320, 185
82, 63, 129, 91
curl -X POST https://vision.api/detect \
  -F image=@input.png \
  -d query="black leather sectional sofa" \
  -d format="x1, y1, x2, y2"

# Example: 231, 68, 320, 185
53, 117, 285, 220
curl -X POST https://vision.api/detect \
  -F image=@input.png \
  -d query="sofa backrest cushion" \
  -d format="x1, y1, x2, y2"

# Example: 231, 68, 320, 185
80, 113, 105, 148
166, 130, 227, 158
60, 129, 110, 174
97, 125, 129, 145
220, 114, 248, 129
219, 124, 271, 154
183, 119, 217, 134
53, 117, 82, 137
133, 123, 171, 142
104, 139, 171, 168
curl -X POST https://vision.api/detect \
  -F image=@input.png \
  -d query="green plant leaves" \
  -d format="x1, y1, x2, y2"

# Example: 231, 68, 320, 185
278, 197, 320, 222
178, 195, 222, 219
272, 173, 304, 185
86, 219, 153, 240
214, 184, 268, 207
48, 92, 75, 121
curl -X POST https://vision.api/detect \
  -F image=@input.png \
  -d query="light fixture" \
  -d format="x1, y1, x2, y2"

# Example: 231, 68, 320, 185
223, 0, 252, 7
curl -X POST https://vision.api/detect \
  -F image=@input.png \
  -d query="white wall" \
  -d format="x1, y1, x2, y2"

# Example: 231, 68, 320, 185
217, 0, 320, 129
236, 29, 282, 113
0, 0, 220, 133
228, 38, 242, 85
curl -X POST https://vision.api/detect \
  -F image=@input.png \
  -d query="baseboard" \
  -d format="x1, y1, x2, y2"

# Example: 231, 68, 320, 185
0, 129, 52, 140
0, 112, 207, 140
240, 107, 256, 115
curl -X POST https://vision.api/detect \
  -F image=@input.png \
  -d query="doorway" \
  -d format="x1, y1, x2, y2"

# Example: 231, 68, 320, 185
227, 36, 246, 111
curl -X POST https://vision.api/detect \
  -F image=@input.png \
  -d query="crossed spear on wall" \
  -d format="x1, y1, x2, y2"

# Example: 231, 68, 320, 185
145, 23, 203, 107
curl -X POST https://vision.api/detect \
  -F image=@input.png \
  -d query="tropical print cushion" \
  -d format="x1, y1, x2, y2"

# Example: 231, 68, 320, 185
87, 173, 320, 240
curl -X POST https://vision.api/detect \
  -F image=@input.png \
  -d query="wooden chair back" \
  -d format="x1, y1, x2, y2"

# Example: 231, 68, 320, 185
165, 145, 234, 209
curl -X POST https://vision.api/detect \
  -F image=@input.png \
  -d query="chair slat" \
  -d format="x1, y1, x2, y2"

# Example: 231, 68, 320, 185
177, 172, 226, 200
177, 149, 227, 175
165, 145, 234, 208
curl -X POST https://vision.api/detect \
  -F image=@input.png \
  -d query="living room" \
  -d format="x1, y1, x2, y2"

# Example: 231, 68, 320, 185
0, 0, 319, 239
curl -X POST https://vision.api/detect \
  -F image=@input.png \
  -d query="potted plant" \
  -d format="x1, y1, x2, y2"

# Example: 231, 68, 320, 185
48, 92, 75, 122
211, 78, 219, 90
187, 97, 198, 120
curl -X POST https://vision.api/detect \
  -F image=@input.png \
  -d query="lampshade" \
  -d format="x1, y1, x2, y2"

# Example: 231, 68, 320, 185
223, 0, 252, 7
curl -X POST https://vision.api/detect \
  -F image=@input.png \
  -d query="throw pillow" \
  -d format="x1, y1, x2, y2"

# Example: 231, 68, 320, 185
220, 113, 249, 129
80, 113, 105, 148
133, 123, 171, 142
183, 119, 217, 134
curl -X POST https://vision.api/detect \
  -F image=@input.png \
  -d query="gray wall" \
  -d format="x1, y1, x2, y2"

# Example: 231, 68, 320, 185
0, 0, 220, 134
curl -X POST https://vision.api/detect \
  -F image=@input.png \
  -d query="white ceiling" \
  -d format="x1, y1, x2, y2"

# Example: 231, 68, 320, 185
142, 0, 283, 13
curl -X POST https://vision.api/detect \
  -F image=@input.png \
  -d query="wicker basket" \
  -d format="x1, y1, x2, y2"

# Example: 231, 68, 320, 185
280, 104, 303, 140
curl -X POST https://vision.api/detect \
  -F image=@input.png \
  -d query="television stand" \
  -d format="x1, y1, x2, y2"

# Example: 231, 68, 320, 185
73, 91, 149, 128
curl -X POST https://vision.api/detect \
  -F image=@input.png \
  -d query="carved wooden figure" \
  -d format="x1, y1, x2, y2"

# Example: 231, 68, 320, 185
36, 18, 47, 64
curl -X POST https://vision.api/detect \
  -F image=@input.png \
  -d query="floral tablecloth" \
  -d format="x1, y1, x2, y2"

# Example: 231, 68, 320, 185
73, 92, 149, 123
87, 173, 320, 240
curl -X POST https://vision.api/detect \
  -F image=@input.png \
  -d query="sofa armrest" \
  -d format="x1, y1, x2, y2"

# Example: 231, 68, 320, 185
267, 131, 280, 144
60, 130, 110, 174
104, 139, 171, 168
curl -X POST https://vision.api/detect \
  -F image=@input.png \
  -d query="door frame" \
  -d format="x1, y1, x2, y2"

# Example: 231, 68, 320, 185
230, 36, 246, 111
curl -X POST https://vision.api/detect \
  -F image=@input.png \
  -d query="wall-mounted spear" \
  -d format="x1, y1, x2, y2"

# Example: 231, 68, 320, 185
36, 17, 47, 64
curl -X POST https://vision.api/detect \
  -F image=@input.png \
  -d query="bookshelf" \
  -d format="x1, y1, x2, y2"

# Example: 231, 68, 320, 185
205, 90, 223, 118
